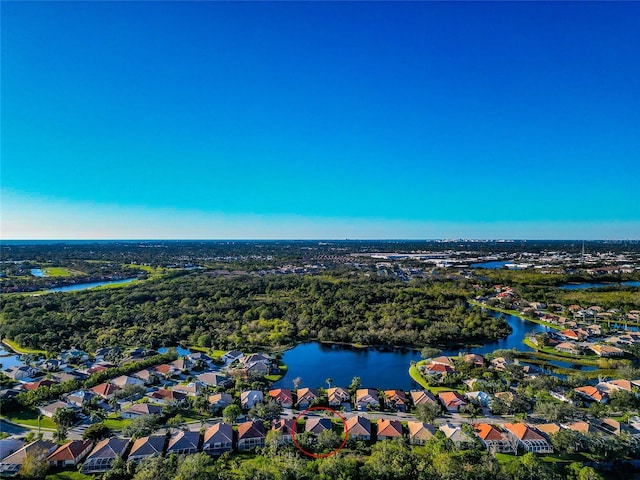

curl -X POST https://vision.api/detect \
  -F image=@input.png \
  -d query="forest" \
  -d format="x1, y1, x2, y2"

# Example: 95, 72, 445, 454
0, 273, 509, 354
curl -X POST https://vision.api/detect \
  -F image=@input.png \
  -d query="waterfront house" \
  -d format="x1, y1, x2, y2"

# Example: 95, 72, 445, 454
221, 350, 244, 365
355, 389, 380, 411
490, 357, 513, 371
430, 356, 453, 367
503, 423, 553, 453
345, 416, 371, 441
167, 430, 200, 456
121, 403, 163, 419
0, 440, 55, 476
410, 390, 437, 406
588, 344, 624, 357
376, 419, 403, 440
125, 436, 165, 464
296, 388, 319, 409
438, 391, 467, 413
82, 438, 130, 474
463, 353, 485, 367
272, 419, 296, 444
555, 342, 582, 355
241, 390, 264, 409
327, 387, 351, 407
237, 420, 266, 450
0, 440, 24, 462
203, 423, 234, 455
305, 417, 332, 435
424, 363, 454, 376
407, 421, 436, 445
383, 390, 407, 412
473, 423, 515, 453
268, 388, 293, 407
574, 386, 608, 404
3, 365, 37, 381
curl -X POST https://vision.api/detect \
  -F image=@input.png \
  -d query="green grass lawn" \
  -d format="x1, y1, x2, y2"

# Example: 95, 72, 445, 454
2, 338, 47, 355
265, 362, 288, 382
42, 267, 84, 277
2, 408, 57, 429
103, 415, 131, 431
46, 470, 94, 480
468, 301, 562, 330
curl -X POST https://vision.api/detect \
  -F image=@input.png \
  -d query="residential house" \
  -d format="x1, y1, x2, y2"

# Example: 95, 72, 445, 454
384, 390, 407, 412
203, 423, 234, 455
47, 440, 94, 468
268, 388, 293, 407
121, 403, 163, 419
408, 421, 436, 445
535, 423, 561, 440
306, 417, 333, 435
463, 353, 485, 367
410, 390, 437, 406
153, 364, 177, 378
296, 388, 319, 409
111, 375, 145, 388
196, 372, 233, 388
133, 369, 157, 385
237, 420, 266, 450
439, 423, 474, 449
473, 423, 515, 453
376, 419, 403, 440
244, 361, 269, 377
82, 438, 130, 474
169, 358, 193, 374
241, 390, 264, 409
66, 390, 96, 407
574, 386, 608, 404
424, 363, 454, 376
597, 379, 640, 395
167, 430, 200, 456
438, 391, 467, 413
465, 391, 491, 407
3, 365, 38, 381
430, 356, 454, 367
345, 416, 371, 441
221, 350, 244, 366
490, 357, 513, 371
173, 382, 205, 397
0, 440, 24, 462
555, 342, 582, 355
38, 400, 76, 418
24, 379, 57, 391
0, 440, 55, 477
90, 382, 121, 400
503, 423, 553, 453
327, 387, 351, 407
209, 393, 234, 411
355, 389, 379, 411
187, 352, 213, 365
271, 419, 296, 444
588, 345, 624, 357
562, 421, 601, 435
147, 388, 187, 406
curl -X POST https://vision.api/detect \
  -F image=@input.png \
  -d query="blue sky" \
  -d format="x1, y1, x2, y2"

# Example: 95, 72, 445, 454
2, 1, 639, 239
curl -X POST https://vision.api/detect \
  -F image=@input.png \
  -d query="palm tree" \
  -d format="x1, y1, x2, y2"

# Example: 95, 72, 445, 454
325, 377, 333, 389
293, 377, 302, 391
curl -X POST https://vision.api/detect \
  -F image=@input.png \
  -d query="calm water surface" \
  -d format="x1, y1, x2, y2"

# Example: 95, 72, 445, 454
30, 268, 45, 277
273, 313, 551, 390
558, 281, 640, 290
46, 278, 137, 292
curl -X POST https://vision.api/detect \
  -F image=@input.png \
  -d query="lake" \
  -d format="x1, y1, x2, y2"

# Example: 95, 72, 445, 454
30, 268, 46, 277
469, 261, 510, 269
46, 278, 137, 292
558, 281, 640, 290
273, 312, 551, 391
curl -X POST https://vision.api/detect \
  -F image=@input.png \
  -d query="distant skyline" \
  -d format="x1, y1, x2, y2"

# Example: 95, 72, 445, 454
2, 2, 639, 240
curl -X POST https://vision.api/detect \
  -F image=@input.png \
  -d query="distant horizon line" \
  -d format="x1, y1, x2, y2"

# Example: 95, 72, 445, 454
2, 239, 638, 243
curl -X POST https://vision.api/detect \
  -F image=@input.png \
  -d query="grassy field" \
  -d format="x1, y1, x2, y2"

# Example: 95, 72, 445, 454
265, 362, 288, 382
408, 361, 463, 394
42, 267, 85, 277
103, 415, 131, 431
468, 301, 562, 330
46, 470, 94, 480
2, 338, 47, 355
2, 408, 57, 429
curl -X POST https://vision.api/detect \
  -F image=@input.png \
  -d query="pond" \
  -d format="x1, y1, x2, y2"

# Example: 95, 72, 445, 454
558, 281, 640, 290
469, 261, 510, 269
0, 345, 25, 370
273, 313, 553, 391
30, 268, 46, 277
46, 278, 137, 292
